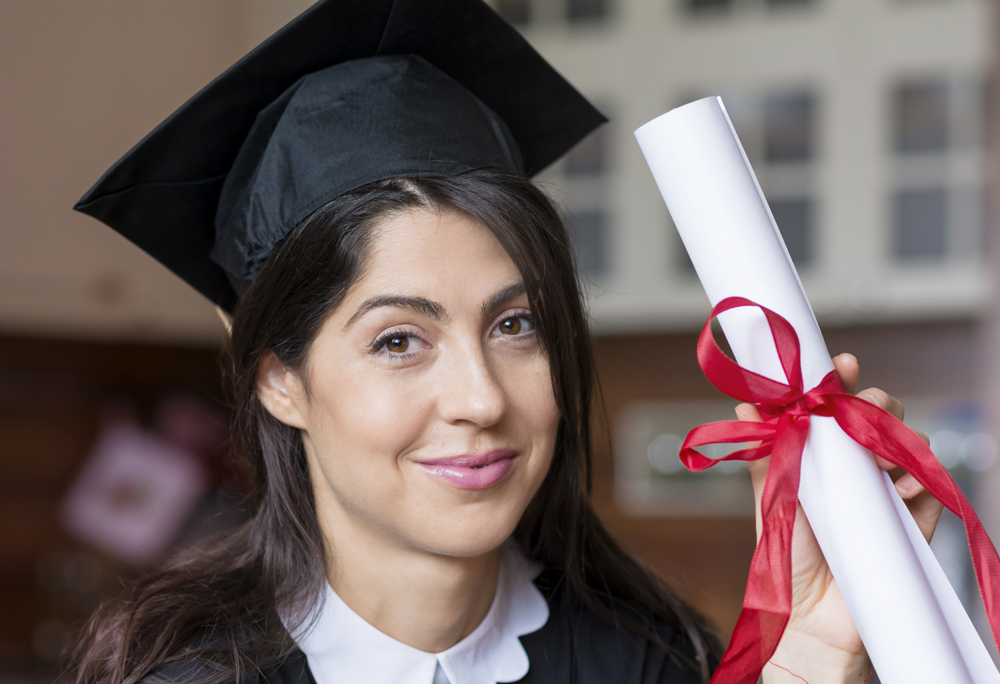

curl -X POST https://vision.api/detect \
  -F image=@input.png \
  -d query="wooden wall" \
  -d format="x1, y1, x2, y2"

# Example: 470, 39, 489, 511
0, 337, 226, 671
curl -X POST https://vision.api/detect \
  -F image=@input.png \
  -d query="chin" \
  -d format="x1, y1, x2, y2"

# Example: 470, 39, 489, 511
413, 505, 524, 559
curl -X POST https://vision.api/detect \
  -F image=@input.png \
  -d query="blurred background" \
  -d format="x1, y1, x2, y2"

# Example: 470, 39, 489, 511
1, 0, 999, 681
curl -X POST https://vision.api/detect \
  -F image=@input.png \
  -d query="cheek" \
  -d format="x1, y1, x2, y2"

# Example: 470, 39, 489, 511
515, 352, 560, 423
305, 369, 431, 499
499, 352, 561, 468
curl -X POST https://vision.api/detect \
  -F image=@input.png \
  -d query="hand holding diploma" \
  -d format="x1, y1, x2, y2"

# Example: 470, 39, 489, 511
740, 353, 942, 682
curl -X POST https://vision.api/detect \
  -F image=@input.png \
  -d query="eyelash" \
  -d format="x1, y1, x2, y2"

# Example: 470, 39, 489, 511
368, 309, 536, 361
369, 326, 424, 360
491, 309, 535, 339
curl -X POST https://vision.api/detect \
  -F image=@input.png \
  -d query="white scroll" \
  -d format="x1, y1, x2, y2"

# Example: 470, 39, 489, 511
634, 97, 999, 683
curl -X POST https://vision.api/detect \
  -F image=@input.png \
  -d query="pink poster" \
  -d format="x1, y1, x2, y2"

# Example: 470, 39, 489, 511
61, 421, 207, 567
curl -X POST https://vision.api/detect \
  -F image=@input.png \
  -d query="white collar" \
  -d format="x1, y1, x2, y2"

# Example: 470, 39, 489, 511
294, 542, 549, 684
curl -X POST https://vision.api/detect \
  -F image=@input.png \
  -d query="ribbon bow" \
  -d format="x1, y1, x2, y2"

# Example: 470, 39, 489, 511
682, 297, 1000, 684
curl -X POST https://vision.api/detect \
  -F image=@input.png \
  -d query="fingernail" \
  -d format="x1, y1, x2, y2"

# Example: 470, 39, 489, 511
735, 405, 750, 420
859, 393, 876, 404
895, 476, 919, 498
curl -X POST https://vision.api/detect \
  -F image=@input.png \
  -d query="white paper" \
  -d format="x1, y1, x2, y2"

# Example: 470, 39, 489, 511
635, 96, 998, 683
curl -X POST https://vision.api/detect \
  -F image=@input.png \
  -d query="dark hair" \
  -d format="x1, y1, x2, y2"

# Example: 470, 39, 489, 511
65, 169, 722, 684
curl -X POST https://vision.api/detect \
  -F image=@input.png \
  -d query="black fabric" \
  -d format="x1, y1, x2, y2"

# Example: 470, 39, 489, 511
144, 572, 703, 684
515, 570, 703, 684
209, 55, 524, 294
73, 0, 606, 311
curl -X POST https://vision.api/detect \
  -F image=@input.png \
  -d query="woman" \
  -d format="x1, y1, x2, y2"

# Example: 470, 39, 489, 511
67, 1, 943, 683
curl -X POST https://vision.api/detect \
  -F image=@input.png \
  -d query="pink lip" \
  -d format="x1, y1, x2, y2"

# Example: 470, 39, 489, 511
414, 450, 519, 490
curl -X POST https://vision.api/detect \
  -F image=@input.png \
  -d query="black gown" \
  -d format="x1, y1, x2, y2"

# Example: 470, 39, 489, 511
150, 570, 704, 684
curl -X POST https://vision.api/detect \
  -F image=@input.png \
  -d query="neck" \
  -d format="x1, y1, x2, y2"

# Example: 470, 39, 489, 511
312, 485, 501, 653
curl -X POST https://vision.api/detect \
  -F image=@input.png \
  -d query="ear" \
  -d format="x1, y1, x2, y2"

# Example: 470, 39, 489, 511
256, 350, 309, 429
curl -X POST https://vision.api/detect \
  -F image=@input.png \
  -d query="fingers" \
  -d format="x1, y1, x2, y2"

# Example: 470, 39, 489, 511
855, 390, 924, 473
903, 485, 945, 543
856, 386, 919, 479
856, 387, 904, 422
849, 391, 944, 542
893, 472, 923, 498
735, 403, 761, 424
877, 442, 943, 543
856, 390, 909, 472
832, 353, 860, 394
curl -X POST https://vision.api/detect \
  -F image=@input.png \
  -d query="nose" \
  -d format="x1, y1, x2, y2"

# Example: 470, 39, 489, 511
437, 342, 507, 428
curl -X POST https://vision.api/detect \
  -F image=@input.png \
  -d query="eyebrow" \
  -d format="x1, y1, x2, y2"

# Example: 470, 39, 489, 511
345, 282, 527, 328
480, 282, 527, 319
345, 295, 446, 328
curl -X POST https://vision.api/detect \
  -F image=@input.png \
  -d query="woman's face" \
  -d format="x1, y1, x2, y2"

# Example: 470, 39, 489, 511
261, 207, 560, 559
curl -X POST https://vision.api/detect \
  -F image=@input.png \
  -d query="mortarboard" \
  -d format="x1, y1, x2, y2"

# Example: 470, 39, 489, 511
73, 0, 606, 312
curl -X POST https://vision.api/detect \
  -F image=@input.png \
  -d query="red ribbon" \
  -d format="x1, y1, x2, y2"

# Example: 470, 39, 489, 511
682, 297, 1000, 684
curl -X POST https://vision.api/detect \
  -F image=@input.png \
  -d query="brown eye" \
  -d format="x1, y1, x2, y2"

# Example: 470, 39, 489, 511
386, 336, 409, 353
499, 318, 522, 335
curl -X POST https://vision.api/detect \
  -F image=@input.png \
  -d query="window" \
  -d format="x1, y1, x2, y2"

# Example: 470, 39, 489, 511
683, 0, 732, 12
770, 199, 813, 267
561, 101, 612, 277
894, 80, 949, 153
764, 92, 815, 163
566, 211, 609, 275
888, 77, 982, 264
564, 127, 609, 176
495, 0, 530, 25
684, 0, 814, 16
567, 0, 609, 21
894, 188, 948, 260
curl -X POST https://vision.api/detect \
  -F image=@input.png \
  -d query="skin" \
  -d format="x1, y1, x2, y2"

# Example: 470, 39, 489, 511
257, 206, 943, 680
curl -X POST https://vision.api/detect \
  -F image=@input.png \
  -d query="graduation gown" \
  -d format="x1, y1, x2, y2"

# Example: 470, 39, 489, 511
153, 570, 704, 684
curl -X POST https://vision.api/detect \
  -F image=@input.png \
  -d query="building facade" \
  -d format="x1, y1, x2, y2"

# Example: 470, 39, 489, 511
501, 0, 992, 330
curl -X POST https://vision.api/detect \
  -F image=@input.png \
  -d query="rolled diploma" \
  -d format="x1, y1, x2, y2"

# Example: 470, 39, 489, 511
635, 96, 999, 683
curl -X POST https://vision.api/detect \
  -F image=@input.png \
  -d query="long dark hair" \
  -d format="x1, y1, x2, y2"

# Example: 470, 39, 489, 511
66, 169, 722, 684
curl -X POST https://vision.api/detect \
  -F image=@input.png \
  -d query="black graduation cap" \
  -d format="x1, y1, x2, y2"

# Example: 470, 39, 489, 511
74, 0, 606, 312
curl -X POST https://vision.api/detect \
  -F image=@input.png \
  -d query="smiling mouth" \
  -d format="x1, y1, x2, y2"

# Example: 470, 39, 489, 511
414, 450, 520, 489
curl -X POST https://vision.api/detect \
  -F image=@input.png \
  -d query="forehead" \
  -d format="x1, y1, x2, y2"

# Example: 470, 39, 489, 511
355, 206, 519, 290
